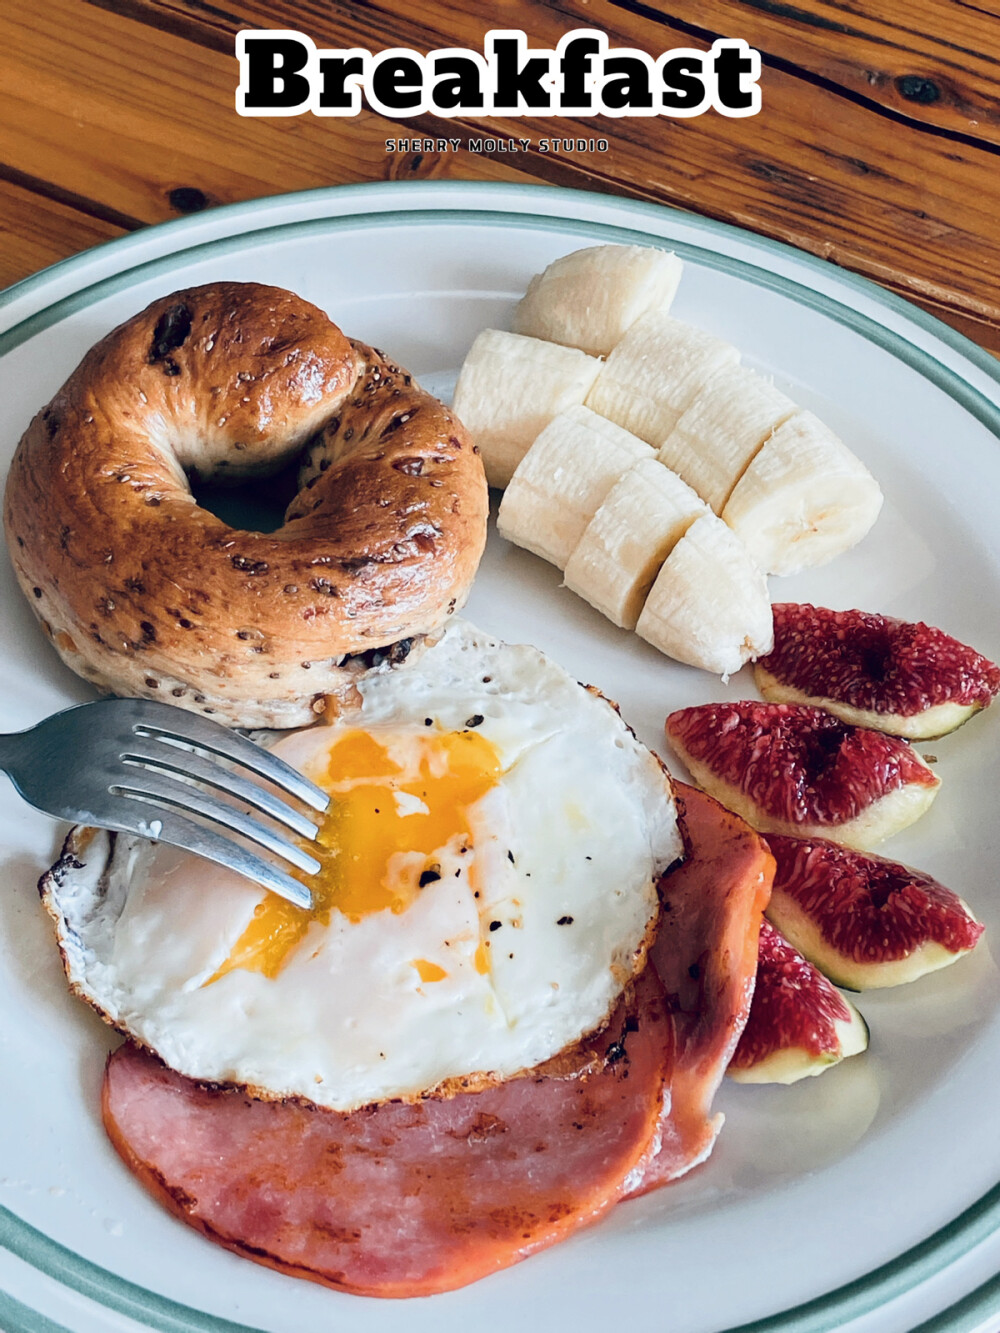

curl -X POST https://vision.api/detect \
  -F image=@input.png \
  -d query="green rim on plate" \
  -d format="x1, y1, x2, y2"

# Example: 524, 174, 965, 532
3, 179, 1000, 398
2, 181, 998, 1333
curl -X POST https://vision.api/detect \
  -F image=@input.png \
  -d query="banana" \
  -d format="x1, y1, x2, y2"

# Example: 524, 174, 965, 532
452, 329, 602, 489
721, 410, 884, 576
496, 406, 654, 570
563, 458, 708, 630
512, 244, 683, 356
636, 512, 773, 675
586, 313, 740, 445
658, 363, 797, 513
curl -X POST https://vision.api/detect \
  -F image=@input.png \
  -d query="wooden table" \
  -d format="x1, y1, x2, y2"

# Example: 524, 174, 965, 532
4, 0, 999, 352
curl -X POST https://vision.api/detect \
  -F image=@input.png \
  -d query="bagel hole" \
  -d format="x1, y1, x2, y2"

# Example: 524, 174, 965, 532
187, 459, 302, 534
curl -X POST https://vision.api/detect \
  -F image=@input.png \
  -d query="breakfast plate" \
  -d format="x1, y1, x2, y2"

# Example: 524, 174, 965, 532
2, 180, 1000, 1333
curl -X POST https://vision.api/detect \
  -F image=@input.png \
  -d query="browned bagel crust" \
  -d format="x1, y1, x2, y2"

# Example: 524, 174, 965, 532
3, 283, 488, 727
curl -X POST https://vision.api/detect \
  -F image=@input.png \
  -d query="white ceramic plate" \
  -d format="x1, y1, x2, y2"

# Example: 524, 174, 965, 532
2, 182, 1000, 1333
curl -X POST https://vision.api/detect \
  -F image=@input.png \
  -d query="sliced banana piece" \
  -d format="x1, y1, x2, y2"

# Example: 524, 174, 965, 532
586, 313, 740, 445
636, 512, 773, 674
497, 407, 654, 570
512, 244, 683, 356
658, 363, 797, 513
721, 411, 883, 576
563, 459, 708, 630
452, 329, 602, 488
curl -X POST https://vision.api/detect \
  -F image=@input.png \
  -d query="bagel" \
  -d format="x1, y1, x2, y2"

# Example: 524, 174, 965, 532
3, 282, 488, 728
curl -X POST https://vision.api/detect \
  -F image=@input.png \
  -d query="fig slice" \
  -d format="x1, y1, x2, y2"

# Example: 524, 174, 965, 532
665, 701, 940, 850
729, 919, 868, 1084
765, 835, 984, 990
755, 604, 1000, 740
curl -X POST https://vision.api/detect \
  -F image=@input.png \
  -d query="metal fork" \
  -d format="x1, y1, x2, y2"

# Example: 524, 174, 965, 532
0, 698, 330, 909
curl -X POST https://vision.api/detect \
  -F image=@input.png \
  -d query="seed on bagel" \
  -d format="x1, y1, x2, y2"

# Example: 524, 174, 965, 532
3, 282, 489, 729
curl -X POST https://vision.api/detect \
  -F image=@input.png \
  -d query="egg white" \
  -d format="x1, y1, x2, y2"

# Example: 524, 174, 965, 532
44, 621, 682, 1112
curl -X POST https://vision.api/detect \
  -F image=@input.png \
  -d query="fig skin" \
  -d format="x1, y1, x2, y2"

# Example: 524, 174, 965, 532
665, 701, 940, 851
764, 835, 984, 991
755, 604, 1000, 740
729, 919, 868, 1084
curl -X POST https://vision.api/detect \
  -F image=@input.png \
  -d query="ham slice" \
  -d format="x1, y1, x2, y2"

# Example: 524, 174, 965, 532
100, 783, 771, 1294
102, 967, 672, 1299
628, 783, 774, 1195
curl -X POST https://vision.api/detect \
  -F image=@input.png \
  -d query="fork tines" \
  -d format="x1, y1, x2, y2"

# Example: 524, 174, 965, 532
131, 708, 329, 812
110, 701, 331, 910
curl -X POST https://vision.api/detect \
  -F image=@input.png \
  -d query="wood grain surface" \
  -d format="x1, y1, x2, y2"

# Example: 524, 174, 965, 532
3, 0, 999, 351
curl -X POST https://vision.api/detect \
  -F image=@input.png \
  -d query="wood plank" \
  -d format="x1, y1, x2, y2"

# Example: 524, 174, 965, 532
6, 0, 1000, 352
0, 177, 128, 290
164, 0, 1000, 141
906, 295, 1000, 358
0, 3, 535, 230
129, 0, 1000, 334
620, 0, 1000, 147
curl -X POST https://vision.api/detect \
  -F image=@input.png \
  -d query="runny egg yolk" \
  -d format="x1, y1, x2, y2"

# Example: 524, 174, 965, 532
210, 727, 502, 982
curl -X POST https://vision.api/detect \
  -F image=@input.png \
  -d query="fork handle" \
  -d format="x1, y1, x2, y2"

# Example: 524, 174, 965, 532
0, 731, 26, 772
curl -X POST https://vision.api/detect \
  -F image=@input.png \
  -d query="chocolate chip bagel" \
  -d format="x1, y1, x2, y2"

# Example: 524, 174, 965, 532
4, 282, 488, 727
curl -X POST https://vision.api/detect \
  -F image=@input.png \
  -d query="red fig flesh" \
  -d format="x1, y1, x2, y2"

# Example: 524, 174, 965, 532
665, 702, 940, 850
755, 604, 1000, 740
765, 835, 984, 990
729, 919, 868, 1084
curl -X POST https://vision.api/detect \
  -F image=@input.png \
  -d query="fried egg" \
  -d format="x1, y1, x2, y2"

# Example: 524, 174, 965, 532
44, 622, 681, 1112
